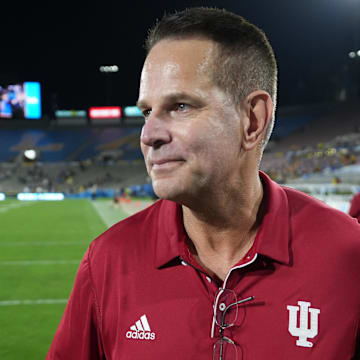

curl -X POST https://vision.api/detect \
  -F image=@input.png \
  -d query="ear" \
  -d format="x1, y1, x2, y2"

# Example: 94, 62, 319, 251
241, 90, 273, 151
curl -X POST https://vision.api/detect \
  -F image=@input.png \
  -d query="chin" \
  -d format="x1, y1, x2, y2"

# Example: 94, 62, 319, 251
152, 178, 186, 202
152, 185, 178, 201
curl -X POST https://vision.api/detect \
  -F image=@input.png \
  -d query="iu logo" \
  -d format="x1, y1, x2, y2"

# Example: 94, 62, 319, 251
287, 301, 320, 348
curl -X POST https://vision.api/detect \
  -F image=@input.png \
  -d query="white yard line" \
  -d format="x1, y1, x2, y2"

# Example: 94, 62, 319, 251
0, 299, 68, 306
0, 260, 81, 266
89, 200, 113, 228
90, 199, 155, 229
0, 202, 34, 213
0, 241, 89, 247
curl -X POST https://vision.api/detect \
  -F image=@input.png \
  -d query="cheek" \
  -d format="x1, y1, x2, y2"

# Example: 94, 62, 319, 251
140, 143, 145, 156
191, 132, 240, 177
191, 121, 238, 156
140, 143, 149, 165
186, 134, 224, 167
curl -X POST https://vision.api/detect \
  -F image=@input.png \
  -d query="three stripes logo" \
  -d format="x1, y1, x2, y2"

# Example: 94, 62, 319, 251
125, 314, 156, 340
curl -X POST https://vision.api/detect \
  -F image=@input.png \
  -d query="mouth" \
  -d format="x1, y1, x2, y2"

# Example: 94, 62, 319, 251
150, 159, 185, 171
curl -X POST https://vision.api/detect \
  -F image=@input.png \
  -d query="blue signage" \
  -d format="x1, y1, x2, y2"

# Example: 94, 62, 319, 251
124, 106, 142, 117
24, 82, 42, 119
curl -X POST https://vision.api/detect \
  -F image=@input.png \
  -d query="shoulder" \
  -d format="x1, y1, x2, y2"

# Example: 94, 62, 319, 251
82, 200, 166, 276
282, 185, 358, 228
282, 185, 360, 250
90, 199, 164, 250
282, 185, 353, 219
87, 199, 179, 259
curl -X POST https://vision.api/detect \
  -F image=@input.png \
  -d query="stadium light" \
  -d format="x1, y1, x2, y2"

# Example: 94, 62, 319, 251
24, 149, 37, 160
99, 65, 119, 105
348, 50, 360, 58
349, 51, 356, 58
99, 65, 119, 73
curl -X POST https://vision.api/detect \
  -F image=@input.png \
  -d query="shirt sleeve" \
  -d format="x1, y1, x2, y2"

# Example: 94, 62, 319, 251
46, 247, 105, 359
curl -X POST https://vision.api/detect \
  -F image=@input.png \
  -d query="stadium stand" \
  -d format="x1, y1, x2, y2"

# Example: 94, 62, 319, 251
0, 127, 142, 162
0, 160, 149, 196
0, 125, 150, 196
261, 101, 360, 185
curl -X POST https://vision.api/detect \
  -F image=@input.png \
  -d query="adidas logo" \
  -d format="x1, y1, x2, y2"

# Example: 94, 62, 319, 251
125, 314, 156, 340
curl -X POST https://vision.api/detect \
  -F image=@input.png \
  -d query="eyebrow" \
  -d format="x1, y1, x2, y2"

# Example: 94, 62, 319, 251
136, 99, 148, 110
137, 92, 204, 110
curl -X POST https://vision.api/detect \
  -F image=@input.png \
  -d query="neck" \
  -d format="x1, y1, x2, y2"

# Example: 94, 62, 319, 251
182, 174, 264, 280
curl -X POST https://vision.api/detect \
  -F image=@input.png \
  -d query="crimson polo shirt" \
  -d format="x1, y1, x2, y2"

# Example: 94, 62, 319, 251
47, 171, 360, 360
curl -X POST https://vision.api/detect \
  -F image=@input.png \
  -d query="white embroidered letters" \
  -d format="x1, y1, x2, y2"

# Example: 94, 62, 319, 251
125, 314, 156, 341
287, 300, 320, 348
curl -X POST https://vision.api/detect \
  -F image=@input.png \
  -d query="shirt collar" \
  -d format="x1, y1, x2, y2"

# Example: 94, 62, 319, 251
154, 200, 186, 268
255, 171, 291, 265
154, 171, 291, 268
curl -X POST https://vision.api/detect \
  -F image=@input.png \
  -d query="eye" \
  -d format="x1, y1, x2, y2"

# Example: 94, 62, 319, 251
176, 103, 189, 112
142, 109, 152, 118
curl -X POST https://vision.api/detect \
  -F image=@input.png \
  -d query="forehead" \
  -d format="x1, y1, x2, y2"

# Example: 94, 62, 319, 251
140, 38, 216, 91
147, 37, 215, 63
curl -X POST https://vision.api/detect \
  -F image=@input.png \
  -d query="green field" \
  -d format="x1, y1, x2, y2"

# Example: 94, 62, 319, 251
0, 198, 141, 360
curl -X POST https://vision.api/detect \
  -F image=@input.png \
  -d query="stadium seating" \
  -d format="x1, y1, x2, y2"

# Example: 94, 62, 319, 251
0, 127, 142, 162
261, 102, 360, 184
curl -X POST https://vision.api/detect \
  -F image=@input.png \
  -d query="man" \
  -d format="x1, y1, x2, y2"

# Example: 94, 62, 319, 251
349, 192, 360, 223
47, 7, 360, 359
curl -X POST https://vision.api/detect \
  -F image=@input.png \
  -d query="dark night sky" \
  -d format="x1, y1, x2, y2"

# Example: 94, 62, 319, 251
1, 0, 359, 114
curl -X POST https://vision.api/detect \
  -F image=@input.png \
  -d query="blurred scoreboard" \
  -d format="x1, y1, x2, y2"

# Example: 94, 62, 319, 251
0, 82, 42, 119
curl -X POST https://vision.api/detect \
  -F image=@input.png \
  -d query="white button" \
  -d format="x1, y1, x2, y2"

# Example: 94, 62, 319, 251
181, 261, 188, 266
219, 303, 226, 311
206, 276, 212, 283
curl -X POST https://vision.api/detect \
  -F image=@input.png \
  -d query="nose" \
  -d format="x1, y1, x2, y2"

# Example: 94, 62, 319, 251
140, 114, 171, 149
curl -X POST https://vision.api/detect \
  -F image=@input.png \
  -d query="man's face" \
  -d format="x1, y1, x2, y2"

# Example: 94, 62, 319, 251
138, 38, 244, 203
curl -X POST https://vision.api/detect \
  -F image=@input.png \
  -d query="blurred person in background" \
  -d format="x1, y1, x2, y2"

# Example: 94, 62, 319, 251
47, 7, 360, 359
0, 90, 12, 118
349, 191, 360, 223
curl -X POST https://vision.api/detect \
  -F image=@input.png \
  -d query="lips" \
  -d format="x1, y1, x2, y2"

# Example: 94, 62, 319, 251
149, 158, 185, 172
151, 158, 183, 165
